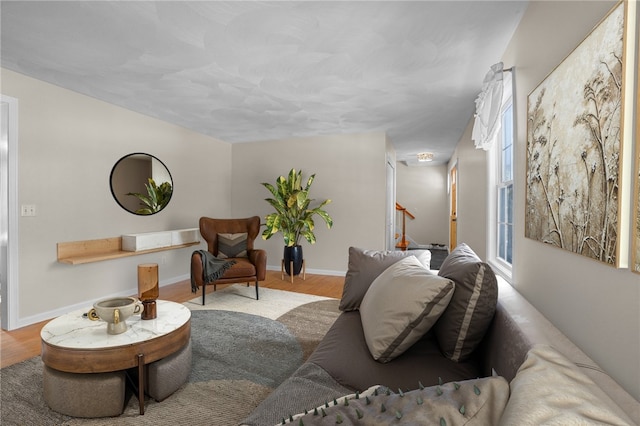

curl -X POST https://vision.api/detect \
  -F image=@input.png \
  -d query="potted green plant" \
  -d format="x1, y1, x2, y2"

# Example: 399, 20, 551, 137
261, 169, 333, 276
126, 178, 173, 215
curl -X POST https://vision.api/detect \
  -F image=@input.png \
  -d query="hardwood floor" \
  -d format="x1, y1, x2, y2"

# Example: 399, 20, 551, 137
0, 270, 345, 369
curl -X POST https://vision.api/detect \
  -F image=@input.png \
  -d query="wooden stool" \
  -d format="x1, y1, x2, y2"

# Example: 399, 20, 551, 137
281, 259, 306, 283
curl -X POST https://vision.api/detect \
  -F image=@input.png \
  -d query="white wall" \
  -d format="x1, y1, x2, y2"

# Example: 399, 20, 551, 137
231, 132, 389, 274
453, 1, 640, 399
509, 0, 639, 400
1, 69, 231, 327
395, 162, 449, 246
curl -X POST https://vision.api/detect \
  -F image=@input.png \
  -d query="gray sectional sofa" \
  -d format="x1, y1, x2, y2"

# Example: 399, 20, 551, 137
242, 245, 639, 425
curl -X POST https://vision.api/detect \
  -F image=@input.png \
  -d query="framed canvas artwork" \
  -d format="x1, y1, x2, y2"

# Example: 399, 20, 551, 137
633, 36, 640, 274
634, 140, 640, 273
525, 2, 626, 266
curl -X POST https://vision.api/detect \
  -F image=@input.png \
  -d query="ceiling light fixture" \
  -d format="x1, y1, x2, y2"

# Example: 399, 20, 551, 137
417, 152, 434, 162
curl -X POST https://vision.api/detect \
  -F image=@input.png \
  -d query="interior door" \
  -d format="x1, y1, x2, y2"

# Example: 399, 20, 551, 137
449, 165, 457, 251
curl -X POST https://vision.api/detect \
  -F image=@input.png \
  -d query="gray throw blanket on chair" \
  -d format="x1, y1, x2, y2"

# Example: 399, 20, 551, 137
190, 250, 236, 293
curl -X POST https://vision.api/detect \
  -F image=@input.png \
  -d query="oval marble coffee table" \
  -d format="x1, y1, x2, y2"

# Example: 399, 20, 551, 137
41, 300, 191, 416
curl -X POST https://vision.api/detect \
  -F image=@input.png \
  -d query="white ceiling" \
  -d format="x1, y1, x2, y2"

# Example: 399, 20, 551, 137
0, 1, 527, 165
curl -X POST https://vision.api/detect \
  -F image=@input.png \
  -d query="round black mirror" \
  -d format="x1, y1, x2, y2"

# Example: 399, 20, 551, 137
110, 153, 173, 215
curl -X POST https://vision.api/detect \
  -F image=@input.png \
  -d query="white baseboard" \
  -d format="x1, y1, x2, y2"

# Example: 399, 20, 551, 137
266, 265, 346, 277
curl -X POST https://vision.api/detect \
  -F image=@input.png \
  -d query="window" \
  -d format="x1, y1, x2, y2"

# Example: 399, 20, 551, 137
487, 73, 514, 279
497, 103, 514, 265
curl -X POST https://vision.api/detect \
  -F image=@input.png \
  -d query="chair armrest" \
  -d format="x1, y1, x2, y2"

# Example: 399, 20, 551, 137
249, 249, 267, 281
190, 251, 205, 288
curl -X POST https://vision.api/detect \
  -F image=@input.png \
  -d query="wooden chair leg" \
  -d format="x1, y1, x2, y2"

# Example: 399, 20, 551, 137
202, 282, 206, 305
255, 279, 259, 300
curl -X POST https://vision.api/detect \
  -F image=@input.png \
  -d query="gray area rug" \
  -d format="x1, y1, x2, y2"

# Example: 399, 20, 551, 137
0, 294, 340, 426
189, 310, 302, 387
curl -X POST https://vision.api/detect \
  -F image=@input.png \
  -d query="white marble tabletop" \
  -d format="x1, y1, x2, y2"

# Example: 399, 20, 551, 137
41, 300, 190, 349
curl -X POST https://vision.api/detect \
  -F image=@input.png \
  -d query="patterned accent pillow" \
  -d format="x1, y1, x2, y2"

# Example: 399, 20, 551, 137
360, 256, 454, 363
339, 247, 432, 312
279, 376, 509, 425
435, 243, 498, 362
217, 233, 248, 258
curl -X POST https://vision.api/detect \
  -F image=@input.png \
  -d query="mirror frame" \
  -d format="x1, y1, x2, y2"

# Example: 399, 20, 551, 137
109, 152, 173, 216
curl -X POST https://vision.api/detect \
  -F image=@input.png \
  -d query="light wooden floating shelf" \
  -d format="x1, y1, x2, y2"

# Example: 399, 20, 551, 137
57, 237, 200, 265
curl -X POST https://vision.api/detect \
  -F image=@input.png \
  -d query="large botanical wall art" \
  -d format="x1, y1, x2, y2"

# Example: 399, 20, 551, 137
526, 2, 625, 266
634, 38, 640, 274
634, 133, 640, 274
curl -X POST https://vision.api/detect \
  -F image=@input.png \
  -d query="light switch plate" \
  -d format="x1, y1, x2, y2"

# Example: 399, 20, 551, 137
21, 205, 36, 216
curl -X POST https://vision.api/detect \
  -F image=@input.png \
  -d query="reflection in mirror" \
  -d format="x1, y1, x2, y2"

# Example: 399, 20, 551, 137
110, 153, 173, 215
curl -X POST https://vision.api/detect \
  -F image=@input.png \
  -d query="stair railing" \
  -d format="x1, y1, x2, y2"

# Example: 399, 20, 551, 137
395, 202, 415, 251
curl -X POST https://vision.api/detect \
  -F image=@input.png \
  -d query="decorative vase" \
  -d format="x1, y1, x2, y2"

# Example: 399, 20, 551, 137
87, 297, 143, 334
283, 245, 304, 276
138, 263, 159, 320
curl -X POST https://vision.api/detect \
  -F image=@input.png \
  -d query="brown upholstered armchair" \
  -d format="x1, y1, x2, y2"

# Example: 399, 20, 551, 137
190, 216, 267, 304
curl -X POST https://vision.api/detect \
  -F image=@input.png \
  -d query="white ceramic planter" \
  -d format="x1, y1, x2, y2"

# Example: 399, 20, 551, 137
122, 231, 172, 252
171, 228, 199, 245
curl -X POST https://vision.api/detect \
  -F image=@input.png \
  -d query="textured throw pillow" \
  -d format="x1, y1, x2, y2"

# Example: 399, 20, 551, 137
280, 376, 509, 426
360, 256, 454, 363
435, 243, 498, 362
339, 247, 432, 312
217, 233, 248, 258
499, 345, 633, 426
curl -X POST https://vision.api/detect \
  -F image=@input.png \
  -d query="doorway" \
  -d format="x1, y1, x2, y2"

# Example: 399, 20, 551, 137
449, 164, 457, 251
1, 95, 19, 330
385, 158, 396, 251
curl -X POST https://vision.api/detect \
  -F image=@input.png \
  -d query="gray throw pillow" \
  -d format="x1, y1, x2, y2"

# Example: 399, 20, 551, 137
360, 256, 454, 363
339, 247, 432, 312
217, 233, 248, 258
435, 243, 498, 362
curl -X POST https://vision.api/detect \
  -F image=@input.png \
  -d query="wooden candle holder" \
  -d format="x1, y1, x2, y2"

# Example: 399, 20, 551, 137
138, 263, 159, 320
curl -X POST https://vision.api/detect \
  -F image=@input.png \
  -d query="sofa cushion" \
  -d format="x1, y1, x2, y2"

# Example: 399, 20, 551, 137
360, 256, 455, 363
308, 310, 482, 393
339, 247, 431, 312
217, 232, 248, 258
499, 345, 634, 426
283, 376, 509, 426
436, 243, 498, 362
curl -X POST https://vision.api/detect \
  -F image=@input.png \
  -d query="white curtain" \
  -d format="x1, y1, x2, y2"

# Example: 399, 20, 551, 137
472, 62, 504, 151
